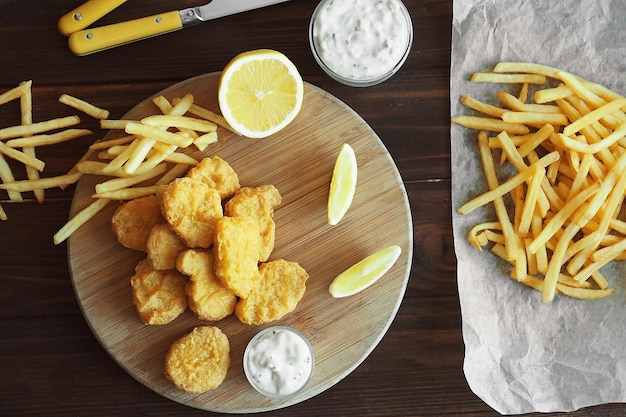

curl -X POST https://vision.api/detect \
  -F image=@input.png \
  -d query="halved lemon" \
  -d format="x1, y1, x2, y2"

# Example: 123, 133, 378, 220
327, 143, 357, 226
329, 246, 402, 298
218, 49, 304, 139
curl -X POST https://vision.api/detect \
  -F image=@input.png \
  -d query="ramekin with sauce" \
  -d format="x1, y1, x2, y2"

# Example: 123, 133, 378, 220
309, 0, 413, 87
243, 326, 315, 398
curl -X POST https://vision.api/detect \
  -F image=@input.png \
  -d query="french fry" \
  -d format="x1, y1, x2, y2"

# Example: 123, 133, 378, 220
124, 122, 194, 148
555, 283, 614, 300
471, 72, 547, 84
0, 141, 45, 171
59, 94, 110, 120
169, 93, 194, 116
53, 198, 111, 245
123, 137, 156, 174
501, 111, 569, 126
5, 128, 92, 147
152, 95, 174, 114
89, 135, 135, 151
141, 115, 217, 132
0, 81, 31, 105
562, 98, 626, 137
100, 119, 133, 130
460, 95, 507, 118
193, 131, 218, 151
0, 172, 81, 192
0, 153, 22, 201
458, 152, 559, 215
18, 80, 44, 203
534, 84, 573, 104
451, 115, 529, 135
92, 185, 158, 200
179, 100, 239, 134
94, 164, 167, 194
477, 131, 519, 260
497, 91, 561, 114
492, 62, 563, 78
156, 163, 191, 185
0, 115, 80, 140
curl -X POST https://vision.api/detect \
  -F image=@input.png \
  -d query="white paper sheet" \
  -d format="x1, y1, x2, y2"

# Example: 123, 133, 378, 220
450, 0, 626, 414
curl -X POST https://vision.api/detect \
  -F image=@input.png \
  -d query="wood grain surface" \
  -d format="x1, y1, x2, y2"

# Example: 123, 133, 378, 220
67, 73, 413, 413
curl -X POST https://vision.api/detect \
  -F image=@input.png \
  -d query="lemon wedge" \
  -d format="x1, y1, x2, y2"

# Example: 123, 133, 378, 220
327, 143, 357, 225
218, 49, 304, 139
329, 245, 402, 298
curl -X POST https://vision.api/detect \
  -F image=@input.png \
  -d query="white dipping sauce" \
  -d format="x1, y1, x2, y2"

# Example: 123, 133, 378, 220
244, 327, 314, 397
312, 0, 411, 80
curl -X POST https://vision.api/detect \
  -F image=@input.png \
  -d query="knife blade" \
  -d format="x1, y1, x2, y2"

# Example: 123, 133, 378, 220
67, 0, 291, 56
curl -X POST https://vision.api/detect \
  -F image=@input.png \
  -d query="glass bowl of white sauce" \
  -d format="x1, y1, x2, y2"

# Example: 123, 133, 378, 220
309, 0, 413, 87
243, 326, 315, 398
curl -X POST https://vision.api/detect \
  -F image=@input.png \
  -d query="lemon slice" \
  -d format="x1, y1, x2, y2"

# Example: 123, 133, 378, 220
218, 49, 304, 139
329, 246, 402, 298
327, 143, 357, 225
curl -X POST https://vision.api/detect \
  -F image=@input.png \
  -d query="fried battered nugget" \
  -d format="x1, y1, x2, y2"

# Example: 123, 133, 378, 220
235, 259, 308, 325
225, 185, 282, 262
164, 326, 230, 393
176, 249, 237, 321
130, 258, 187, 325
111, 194, 164, 251
146, 223, 188, 270
186, 156, 240, 199
213, 216, 262, 299
160, 177, 223, 248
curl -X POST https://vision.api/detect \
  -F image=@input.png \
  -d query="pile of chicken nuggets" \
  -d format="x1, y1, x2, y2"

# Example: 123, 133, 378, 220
110, 155, 309, 393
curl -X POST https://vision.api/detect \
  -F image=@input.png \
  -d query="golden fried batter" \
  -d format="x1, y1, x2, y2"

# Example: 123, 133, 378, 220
225, 185, 282, 262
111, 194, 164, 252
176, 249, 237, 321
146, 223, 188, 270
160, 177, 223, 248
213, 216, 262, 299
235, 259, 308, 325
130, 258, 188, 325
164, 326, 230, 393
186, 156, 240, 199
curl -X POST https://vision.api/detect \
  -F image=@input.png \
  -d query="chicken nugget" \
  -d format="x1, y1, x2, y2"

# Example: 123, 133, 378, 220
225, 185, 282, 261
186, 156, 240, 199
176, 249, 237, 321
213, 216, 262, 299
111, 194, 164, 251
130, 258, 187, 325
160, 177, 223, 248
235, 259, 308, 325
164, 326, 230, 393
146, 223, 188, 270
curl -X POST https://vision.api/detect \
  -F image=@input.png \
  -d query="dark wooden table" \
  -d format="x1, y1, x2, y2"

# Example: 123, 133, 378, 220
1, 1, 624, 416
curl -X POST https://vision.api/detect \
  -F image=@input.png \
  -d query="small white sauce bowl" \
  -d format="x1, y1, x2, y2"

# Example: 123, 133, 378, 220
309, 0, 413, 87
243, 326, 315, 398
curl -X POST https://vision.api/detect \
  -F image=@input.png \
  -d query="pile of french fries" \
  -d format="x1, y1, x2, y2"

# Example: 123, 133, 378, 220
0, 81, 96, 220
0, 80, 236, 245
452, 62, 626, 302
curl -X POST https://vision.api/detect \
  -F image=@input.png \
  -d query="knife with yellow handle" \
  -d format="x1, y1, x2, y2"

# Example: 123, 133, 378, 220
58, 0, 128, 36
61, 0, 291, 56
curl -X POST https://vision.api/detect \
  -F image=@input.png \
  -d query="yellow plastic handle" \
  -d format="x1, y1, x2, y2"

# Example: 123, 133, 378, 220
58, 0, 128, 36
68, 10, 183, 56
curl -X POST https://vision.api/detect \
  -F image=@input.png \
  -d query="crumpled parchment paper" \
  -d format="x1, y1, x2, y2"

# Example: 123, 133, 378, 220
450, 0, 626, 414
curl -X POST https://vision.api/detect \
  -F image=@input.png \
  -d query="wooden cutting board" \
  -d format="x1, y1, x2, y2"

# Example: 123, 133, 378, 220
67, 72, 413, 413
